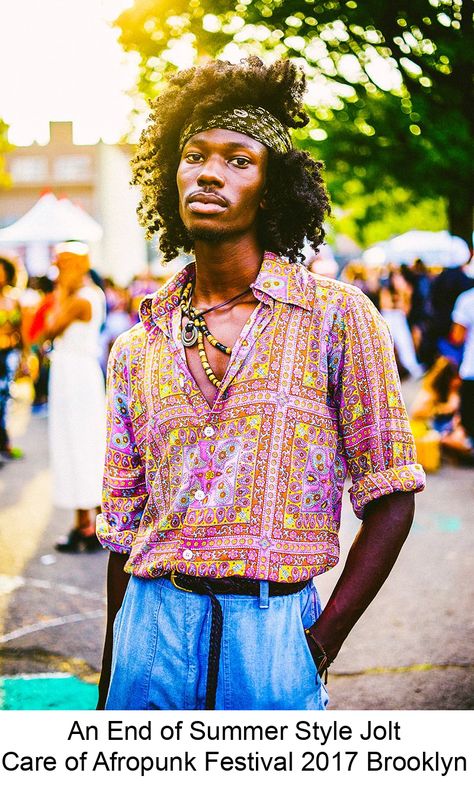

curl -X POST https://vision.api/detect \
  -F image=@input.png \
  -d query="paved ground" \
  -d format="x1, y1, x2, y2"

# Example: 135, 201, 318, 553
0, 382, 473, 710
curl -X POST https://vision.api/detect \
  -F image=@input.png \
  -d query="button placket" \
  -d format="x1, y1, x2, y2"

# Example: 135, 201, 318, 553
216, 301, 273, 398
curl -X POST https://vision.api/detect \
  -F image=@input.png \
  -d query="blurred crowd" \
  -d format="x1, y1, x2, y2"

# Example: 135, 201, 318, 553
339, 255, 474, 468
1, 245, 474, 478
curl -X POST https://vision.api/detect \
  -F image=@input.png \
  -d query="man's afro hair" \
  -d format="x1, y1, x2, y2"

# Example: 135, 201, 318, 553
131, 56, 331, 263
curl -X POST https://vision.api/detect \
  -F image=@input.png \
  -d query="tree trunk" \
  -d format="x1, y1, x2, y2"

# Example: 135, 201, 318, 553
447, 194, 473, 254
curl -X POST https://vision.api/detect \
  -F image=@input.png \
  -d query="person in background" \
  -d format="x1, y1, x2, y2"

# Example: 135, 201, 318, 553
410, 356, 460, 433
401, 259, 432, 361
41, 242, 106, 552
424, 261, 473, 367
379, 266, 424, 379
0, 256, 23, 461
25, 276, 55, 413
449, 285, 474, 458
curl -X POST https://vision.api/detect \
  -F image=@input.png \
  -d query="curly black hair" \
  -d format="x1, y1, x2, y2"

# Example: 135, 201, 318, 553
131, 56, 331, 264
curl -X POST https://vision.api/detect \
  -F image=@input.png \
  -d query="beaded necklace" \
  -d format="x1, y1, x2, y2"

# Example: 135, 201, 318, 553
179, 279, 252, 388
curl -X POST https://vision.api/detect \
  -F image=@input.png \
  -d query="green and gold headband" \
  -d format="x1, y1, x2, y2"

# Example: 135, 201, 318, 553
179, 105, 292, 154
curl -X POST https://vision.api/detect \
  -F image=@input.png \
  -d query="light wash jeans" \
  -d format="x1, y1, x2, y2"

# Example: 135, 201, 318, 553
106, 575, 329, 710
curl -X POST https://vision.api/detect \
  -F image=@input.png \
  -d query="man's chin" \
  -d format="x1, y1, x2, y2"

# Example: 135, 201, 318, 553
188, 225, 234, 244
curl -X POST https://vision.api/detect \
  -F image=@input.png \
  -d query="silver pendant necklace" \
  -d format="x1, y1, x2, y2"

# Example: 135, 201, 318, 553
182, 321, 199, 347
180, 278, 251, 349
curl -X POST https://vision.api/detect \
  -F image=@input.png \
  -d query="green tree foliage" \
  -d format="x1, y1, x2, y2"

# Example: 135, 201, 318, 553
115, 0, 472, 246
331, 187, 447, 249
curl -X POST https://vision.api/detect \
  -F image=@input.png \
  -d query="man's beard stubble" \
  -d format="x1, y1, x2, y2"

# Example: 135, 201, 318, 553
187, 225, 234, 244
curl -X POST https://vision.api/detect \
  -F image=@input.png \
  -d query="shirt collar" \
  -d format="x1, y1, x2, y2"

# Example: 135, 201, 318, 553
139, 252, 312, 335
251, 252, 312, 311
139, 263, 192, 336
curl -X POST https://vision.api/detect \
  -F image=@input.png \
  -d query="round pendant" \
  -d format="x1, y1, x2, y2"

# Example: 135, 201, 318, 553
182, 322, 199, 347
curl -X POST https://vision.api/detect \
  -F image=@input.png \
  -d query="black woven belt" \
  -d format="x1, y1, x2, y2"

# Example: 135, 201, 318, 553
165, 572, 308, 710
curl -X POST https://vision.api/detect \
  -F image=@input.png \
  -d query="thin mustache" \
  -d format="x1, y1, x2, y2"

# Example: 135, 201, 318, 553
187, 190, 228, 207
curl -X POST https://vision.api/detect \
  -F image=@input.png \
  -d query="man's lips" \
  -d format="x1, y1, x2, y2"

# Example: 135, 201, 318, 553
188, 191, 227, 206
187, 192, 228, 213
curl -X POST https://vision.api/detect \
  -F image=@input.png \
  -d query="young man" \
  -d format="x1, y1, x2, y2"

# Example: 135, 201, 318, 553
97, 57, 425, 710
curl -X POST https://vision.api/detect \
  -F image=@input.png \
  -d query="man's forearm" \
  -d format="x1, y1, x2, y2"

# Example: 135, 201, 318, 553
308, 491, 415, 666
97, 551, 130, 709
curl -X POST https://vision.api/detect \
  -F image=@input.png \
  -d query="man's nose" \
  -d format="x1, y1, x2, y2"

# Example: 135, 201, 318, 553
196, 155, 225, 187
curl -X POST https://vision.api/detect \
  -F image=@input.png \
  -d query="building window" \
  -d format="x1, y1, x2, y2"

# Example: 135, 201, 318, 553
53, 155, 92, 182
9, 156, 48, 182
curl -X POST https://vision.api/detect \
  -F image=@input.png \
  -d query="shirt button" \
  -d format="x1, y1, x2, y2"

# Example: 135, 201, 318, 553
182, 549, 194, 560
203, 426, 215, 438
195, 489, 205, 501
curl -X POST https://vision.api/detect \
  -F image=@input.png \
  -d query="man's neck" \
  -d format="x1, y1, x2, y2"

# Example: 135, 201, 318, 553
192, 236, 264, 307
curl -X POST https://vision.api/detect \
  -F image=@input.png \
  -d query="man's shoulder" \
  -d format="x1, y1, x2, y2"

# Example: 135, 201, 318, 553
114, 320, 146, 346
304, 270, 372, 310
109, 322, 147, 369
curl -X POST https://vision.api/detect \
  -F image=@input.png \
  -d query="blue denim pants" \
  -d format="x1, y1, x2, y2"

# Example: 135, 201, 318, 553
106, 575, 329, 710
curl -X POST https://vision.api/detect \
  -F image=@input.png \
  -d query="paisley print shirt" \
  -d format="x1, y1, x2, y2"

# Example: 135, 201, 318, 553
97, 253, 425, 582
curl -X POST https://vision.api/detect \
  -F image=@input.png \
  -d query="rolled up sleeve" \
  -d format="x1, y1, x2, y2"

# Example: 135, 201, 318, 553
96, 334, 148, 553
332, 291, 425, 519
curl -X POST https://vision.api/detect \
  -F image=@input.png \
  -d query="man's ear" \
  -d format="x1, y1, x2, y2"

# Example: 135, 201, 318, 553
259, 192, 268, 210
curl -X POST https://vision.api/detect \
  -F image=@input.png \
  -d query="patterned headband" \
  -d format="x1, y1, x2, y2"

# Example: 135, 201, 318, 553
179, 105, 293, 154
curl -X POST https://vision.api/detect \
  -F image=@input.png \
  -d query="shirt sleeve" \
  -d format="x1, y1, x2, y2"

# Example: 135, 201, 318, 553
330, 290, 426, 519
96, 333, 148, 553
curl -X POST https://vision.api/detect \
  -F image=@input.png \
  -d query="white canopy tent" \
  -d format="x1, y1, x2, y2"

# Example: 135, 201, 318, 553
363, 230, 471, 268
0, 193, 103, 275
0, 192, 103, 244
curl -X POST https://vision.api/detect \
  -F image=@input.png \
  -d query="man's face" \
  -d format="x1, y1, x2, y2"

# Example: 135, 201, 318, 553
176, 128, 268, 243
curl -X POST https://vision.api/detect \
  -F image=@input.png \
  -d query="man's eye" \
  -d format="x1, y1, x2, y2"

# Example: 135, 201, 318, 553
184, 153, 203, 162
231, 157, 250, 167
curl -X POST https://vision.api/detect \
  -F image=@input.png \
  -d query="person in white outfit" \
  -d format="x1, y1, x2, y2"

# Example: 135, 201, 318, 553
380, 268, 424, 379
43, 242, 106, 552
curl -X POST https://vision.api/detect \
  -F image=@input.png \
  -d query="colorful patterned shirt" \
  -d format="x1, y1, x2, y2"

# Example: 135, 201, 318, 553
97, 253, 425, 582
